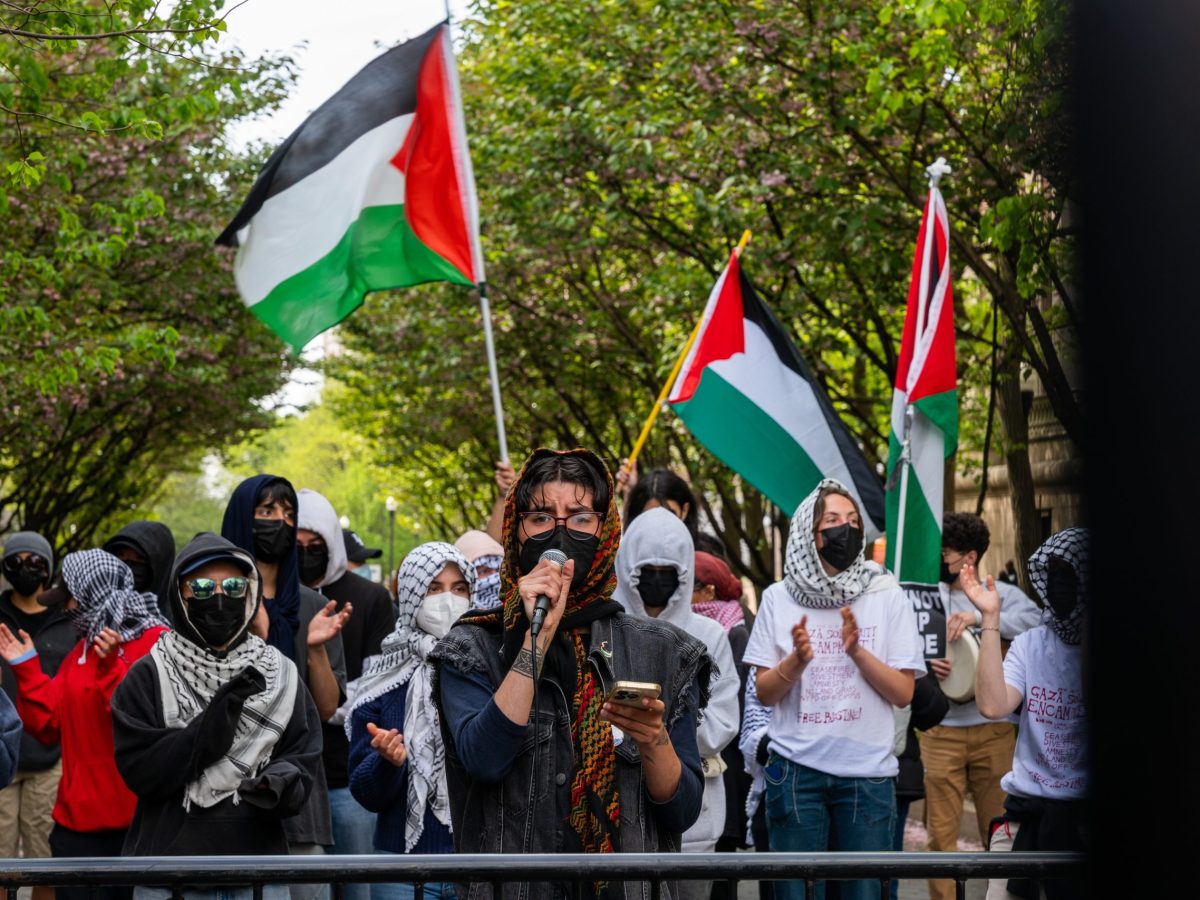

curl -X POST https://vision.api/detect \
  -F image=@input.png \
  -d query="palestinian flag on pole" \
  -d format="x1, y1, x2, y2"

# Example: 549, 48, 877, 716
667, 251, 886, 536
217, 22, 483, 350
884, 161, 958, 583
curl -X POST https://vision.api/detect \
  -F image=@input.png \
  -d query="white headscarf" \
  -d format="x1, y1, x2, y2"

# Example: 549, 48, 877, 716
296, 489, 349, 587
784, 478, 876, 609
347, 542, 476, 850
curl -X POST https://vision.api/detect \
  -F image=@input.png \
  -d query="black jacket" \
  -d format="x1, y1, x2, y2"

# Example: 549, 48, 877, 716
103, 520, 176, 626
896, 667, 951, 803
0, 591, 76, 771
113, 656, 322, 855
111, 531, 324, 856
315, 570, 396, 788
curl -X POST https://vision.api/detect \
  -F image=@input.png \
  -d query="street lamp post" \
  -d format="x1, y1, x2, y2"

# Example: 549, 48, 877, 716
385, 496, 398, 593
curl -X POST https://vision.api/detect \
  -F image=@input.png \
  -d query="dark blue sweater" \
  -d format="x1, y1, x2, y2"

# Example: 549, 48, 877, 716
347, 685, 454, 855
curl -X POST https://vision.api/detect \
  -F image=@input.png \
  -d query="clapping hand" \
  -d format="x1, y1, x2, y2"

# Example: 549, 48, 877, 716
790, 615, 814, 664
307, 600, 352, 647
367, 722, 407, 767
0, 624, 34, 662
92, 628, 121, 659
841, 607, 861, 658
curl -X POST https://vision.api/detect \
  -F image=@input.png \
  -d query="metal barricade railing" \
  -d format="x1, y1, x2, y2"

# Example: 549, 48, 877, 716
0, 852, 1085, 900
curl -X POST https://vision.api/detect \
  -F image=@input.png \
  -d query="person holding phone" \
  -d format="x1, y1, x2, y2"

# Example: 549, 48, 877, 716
432, 448, 710, 900
742, 479, 925, 900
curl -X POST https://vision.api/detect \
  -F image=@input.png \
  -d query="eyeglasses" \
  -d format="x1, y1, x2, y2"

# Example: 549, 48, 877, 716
517, 511, 603, 541
186, 577, 250, 601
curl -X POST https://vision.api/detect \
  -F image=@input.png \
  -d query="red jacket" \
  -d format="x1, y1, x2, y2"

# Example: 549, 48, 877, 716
14, 626, 168, 833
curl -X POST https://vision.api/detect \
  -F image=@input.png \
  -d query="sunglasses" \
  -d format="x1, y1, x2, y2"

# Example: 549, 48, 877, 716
3, 555, 49, 576
186, 576, 250, 601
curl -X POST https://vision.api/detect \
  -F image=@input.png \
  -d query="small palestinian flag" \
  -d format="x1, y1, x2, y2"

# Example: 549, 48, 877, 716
884, 164, 958, 583
667, 251, 886, 535
217, 22, 483, 350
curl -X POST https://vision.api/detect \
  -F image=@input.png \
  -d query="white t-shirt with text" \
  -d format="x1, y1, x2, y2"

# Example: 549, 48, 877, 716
743, 580, 926, 778
1000, 624, 1088, 799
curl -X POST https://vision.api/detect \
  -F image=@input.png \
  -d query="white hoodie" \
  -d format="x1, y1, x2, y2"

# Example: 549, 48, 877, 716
615, 508, 739, 853
296, 488, 349, 588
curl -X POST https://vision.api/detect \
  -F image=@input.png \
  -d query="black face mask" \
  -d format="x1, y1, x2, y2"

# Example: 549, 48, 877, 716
518, 525, 598, 592
636, 569, 679, 609
298, 547, 329, 586
1045, 563, 1079, 620
126, 560, 154, 594
939, 561, 956, 585
188, 594, 248, 648
253, 518, 294, 564
816, 523, 864, 573
4, 560, 48, 598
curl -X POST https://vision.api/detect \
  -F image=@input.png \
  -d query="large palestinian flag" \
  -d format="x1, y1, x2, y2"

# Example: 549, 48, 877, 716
667, 251, 886, 536
217, 22, 482, 350
884, 172, 958, 583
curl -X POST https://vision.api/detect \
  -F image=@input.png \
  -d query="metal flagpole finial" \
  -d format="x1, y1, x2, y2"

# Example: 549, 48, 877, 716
926, 157, 952, 189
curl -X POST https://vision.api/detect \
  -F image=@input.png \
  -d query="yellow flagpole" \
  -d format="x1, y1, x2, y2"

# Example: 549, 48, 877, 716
621, 230, 752, 479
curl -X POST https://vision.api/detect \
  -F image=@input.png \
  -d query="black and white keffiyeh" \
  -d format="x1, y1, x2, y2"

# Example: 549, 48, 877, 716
151, 629, 298, 809
472, 554, 503, 610
1028, 527, 1089, 646
347, 541, 476, 851
61, 549, 169, 663
784, 479, 874, 609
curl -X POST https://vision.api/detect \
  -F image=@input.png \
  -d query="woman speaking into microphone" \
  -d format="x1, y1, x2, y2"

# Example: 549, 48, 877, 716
432, 448, 711, 900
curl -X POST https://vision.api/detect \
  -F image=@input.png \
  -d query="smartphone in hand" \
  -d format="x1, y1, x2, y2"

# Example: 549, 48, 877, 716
605, 680, 662, 706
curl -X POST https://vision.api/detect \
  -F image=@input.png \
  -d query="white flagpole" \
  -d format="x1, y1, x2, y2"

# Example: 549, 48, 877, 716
894, 158, 951, 581
478, 282, 509, 463
444, 7, 509, 463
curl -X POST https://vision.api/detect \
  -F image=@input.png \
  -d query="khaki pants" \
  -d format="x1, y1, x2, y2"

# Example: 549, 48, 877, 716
921, 723, 1015, 900
0, 761, 62, 858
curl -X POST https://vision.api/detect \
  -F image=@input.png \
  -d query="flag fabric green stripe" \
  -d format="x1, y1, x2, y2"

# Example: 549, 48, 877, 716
673, 368, 824, 515
883, 430, 943, 584
248, 203, 472, 349
913, 388, 959, 455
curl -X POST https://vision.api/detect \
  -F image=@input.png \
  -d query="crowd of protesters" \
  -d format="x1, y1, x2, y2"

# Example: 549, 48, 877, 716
0, 449, 1086, 900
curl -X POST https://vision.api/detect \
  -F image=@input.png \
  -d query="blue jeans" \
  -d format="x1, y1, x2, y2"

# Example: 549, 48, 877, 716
135, 889, 290, 900
764, 755, 896, 900
371, 881, 455, 900
329, 788, 379, 900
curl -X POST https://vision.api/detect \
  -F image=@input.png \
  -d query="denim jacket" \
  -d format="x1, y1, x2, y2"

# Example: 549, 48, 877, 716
431, 610, 712, 900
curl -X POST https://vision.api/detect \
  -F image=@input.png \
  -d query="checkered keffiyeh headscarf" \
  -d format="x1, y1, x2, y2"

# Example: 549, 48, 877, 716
61, 549, 168, 662
1028, 527, 1089, 646
784, 479, 873, 609
348, 542, 476, 851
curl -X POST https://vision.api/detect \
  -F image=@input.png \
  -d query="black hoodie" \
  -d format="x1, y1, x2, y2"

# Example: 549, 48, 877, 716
111, 532, 323, 857
103, 520, 177, 626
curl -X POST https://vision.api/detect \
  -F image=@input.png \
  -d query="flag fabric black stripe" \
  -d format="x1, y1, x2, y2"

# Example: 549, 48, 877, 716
217, 22, 444, 247
737, 269, 887, 530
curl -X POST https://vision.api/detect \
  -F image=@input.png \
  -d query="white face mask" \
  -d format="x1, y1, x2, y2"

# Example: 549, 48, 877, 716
415, 591, 470, 639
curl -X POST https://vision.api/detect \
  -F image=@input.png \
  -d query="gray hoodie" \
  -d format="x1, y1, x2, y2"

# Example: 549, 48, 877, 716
614, 507, 739, 852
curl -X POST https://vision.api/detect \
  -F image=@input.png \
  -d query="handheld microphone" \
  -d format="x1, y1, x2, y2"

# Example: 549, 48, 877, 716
529, 548, 568, 637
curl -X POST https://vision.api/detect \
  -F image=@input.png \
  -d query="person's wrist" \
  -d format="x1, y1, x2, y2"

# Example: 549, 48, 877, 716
981, 612, 1001, 630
